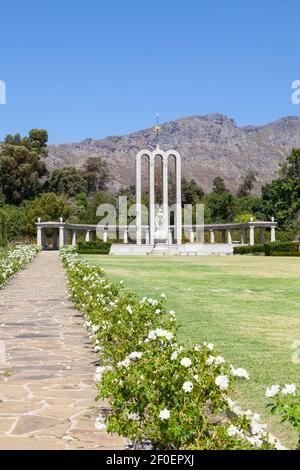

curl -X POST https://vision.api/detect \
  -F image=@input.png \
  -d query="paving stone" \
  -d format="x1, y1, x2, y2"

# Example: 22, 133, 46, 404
0, 252, 124, 450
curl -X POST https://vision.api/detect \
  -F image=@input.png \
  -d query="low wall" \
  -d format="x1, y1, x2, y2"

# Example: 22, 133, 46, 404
110, 244, 234, 256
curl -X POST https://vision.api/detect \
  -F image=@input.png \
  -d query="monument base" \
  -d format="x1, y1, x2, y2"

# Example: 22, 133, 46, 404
109, 244, 233, 256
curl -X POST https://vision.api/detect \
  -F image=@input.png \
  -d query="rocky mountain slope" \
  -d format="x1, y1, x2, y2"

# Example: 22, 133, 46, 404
46, 113, 300, 193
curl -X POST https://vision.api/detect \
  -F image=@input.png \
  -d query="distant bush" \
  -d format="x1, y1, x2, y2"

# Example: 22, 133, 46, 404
77, 240, 112, 255
233, 245, 264, 255
0, 211, 8, 248
275, 230, 297, 242
264, 242, 300, 256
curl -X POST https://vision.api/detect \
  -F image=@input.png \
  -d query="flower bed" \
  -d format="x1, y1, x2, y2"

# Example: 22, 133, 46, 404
61, 247, 278, 450
0, 245, 41, 288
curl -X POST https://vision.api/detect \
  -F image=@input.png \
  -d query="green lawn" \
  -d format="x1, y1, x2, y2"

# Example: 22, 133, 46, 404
82, 254, 300, 447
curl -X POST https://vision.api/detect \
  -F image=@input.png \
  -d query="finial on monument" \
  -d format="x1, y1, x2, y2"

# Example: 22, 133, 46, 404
154, 113, 161, 149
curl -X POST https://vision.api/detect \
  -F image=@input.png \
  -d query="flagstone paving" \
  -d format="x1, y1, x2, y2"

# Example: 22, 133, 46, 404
0, 252, 125, 450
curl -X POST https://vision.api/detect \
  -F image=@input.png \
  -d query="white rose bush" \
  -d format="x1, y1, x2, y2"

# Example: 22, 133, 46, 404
61, 247, 276, 450
266, 383, 300, 449
0, 245, 40, 288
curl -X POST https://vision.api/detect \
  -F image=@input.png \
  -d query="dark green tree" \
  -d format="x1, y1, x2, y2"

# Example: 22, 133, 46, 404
83, 157, 110, 195
0, 130, 48, 204
205, 191, 236, 223
262, 148, 300, 230
48, 167, 87, 197
236, 171, 257, 198
21, 193, 70, 237
0, 210, 8, 247
212, 177, 229, 194
181, 178, 205, 205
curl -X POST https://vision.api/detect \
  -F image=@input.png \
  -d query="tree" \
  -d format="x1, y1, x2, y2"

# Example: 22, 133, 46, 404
83, 192, 117, 224
205, 191, 235, 223
21, 193, 70, 237
83, 157, 110, 195
0, 130, 48, 204
0, 205, 24, 241
48, 167, 87, 197
212, 177, 229, 194
181, 178, 205, 205
236, 171, 257, 198
234, 213, 257, 223
0, 210, 8, 247
262, 148, 300, 230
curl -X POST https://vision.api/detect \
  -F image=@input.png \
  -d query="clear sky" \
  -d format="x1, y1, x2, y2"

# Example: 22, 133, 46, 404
0, 0, 300, 143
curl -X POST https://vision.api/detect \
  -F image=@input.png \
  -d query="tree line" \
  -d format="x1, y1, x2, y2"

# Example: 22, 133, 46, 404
0, 129, 299, 242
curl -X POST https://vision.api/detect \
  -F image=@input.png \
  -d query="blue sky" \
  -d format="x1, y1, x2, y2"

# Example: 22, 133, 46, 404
0, 0, 299, 143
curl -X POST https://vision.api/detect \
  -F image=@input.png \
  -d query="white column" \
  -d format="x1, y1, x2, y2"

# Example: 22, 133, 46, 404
85, 230, 90, 242
168, 230, 172, 245
271, 217, 276, 242
145, 228, 150, 245
210, 229, 215, 244
59, 226, 65, 248
123, 229, 128, 244
241, 228, 247, 245
249, 219, 255, 246
36, 217, 43, 246
37, 218, 42, 247
190, 229, 195, 244
227, 230, 232, 245
163, 155, 169, 240
72, 230, 77, 246
149, 155, 155, 245
37, 227, 42, 247
103, 231, 108, 243
136, 155, 142, 245
175, 153, 182, 245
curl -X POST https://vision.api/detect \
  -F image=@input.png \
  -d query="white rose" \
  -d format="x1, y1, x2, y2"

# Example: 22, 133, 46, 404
215, 375, 229, 391
159, 408, 170, 420
282, 383, 296, 395
265, 384, 280, 398
182, 381, 193, 393
180, 357, 192, 368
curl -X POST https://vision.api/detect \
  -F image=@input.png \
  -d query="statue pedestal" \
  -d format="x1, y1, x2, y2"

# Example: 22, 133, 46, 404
152, 239, 168, 256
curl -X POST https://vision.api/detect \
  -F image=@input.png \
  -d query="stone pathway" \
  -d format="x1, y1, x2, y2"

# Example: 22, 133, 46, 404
0, 252, 125, 450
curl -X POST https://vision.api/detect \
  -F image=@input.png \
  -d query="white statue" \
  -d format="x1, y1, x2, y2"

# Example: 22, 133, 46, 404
154, 207, 167, 242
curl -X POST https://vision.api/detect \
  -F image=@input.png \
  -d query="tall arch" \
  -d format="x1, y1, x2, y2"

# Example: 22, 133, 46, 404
136, 148, 182, 245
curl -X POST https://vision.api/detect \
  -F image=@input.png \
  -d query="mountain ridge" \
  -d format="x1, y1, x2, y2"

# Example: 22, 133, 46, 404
46, 113, 300, 194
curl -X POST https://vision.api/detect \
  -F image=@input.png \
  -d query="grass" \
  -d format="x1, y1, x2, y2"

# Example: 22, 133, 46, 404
82, 254, 300, 447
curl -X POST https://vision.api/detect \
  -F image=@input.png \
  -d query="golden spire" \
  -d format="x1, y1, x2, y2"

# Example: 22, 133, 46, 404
154, 113, 161, 148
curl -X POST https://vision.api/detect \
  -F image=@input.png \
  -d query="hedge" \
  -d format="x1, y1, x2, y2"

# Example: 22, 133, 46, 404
233, 245, 264, 255
0, 211, 8, 248
0, 245, 40, 288
234, 242, 300, 256
60, 247, 277, 450
76, 240, 112, 255
264, 242, 300, 256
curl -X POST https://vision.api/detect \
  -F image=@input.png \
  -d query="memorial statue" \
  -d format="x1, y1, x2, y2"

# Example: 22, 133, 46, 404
154, 207, 167, 242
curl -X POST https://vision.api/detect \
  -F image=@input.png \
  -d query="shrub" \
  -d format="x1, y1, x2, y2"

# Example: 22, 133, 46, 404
76, 240, 112, 254
0, 205, 23, 242
233, 245, 264, 255
60, 247, 275, 450
0, 210, 8, 248
266, 384, 300, 450
0, 245, 40, 288
264, 242, 300, 256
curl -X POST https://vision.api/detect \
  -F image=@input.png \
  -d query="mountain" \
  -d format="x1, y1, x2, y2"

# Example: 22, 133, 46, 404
46, 113, 300, 194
